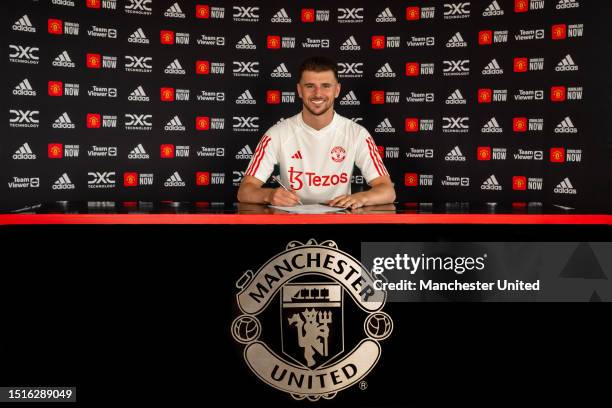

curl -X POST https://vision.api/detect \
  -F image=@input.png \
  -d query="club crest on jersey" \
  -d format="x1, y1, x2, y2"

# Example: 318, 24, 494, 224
331, 146, 347, 163
231, 239, 392, 401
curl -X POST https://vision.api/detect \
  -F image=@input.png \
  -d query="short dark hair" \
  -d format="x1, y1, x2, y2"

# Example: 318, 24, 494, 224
298, 56, 338, 82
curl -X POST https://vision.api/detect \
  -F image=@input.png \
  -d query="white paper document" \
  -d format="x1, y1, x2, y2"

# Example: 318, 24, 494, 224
269, 204, 346, 214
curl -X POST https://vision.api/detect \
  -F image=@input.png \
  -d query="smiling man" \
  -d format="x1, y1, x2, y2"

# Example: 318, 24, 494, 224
237, 56, 396, 209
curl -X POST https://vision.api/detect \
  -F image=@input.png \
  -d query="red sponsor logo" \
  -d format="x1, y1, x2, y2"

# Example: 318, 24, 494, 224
514, 57, 528, 72
371, 90, 385, 104
404, 173, 418, 187
86, 0, 101, 9
266, 90, 281, 104
478, 89, 493, 104
405, 118, 419, 132
196, 5, 210, 19
515, 0, 529, 13
48, 81, 63, 97
196, 60, 210, 75
330, 146, 346, 163
377, 146, 385, 157
405, 62, 420, 76
87, 53, 101, 69
196, 116, 210, 130
160, 87, 175, 102
48, 143, 63, 159
478, 30, 493, 45
267, 36, 281, 49
48, 19, 63, 35
512, 176, 527, 190
288, 167, 349, 190
301, 9, 315, 22
550, 147, 565, 163
371, 35, 385, 49
551, 86, 566, 102
160, 30, 175, 45
406, 7, 420, 21
87, 113, 101, 128
477, 147, 492, 161
196, 172, 210, 186
161, 144, 175, 158
124, 172, 138, 187
552, 24, 567, 40
513, 117, 528, 132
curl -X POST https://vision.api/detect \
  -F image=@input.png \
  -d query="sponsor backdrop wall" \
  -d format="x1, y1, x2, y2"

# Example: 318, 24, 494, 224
2, 0, 610, 210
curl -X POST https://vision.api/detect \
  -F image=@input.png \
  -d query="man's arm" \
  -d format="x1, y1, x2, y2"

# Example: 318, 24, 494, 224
237, 175, 301, 206
327, 175, 396, 209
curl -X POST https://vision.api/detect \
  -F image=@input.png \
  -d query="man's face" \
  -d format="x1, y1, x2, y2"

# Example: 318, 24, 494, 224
297, 70, 341, 117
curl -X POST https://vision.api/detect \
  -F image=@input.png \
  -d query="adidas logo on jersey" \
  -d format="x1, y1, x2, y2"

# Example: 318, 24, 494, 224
556, 54, 578, 72
128, 28, 149, 44
483, 1, 504, 16
481, 175, 502, 190
128, 86, 149, 102
13, 79, 36, 96
375, 63, 396, 78
13, 15, 36, 33
271, 8, 292, 23
128, 143, 149, 159
165, 171, 186, 187
165, 59, 186, 75
554, 178, 577, 194
482, 117, 503, 133
482, 59, 503, 75
339, 91, 360, 106
53, 112, 75, 129
271, 63, 291, 78
165, 2, 186, 18
236, 35, 256, 50
445, 146, 466, 161
375, 118, 396, 133
556, 0, 580, 10
446, 89, 466, 104
53, 173, 75, 190
53, 51, 75, 68
13, 142, 36, 160
555, 117, 577, 133
291, 150, 303, 159
235, 145, 254, 159
376, 7, 397, 23
446, 32, 467, 47
236, 90, 256, 105
340, 36, 361, 51
165, 116, 186, 131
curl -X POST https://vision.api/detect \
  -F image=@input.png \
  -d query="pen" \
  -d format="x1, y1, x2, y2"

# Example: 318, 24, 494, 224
272, 175, 303, 205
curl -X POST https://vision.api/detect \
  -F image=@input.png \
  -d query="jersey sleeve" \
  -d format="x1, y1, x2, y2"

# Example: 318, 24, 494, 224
245, 131, 278, 183
354, 130, 389, 184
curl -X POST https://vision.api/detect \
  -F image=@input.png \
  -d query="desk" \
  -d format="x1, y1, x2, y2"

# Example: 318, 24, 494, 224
1, 202, 609, 405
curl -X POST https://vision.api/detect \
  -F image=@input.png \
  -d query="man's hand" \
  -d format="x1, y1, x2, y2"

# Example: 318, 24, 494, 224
238, 175, 302, 206
327, 194, 367, 209
268, 187, 301, 206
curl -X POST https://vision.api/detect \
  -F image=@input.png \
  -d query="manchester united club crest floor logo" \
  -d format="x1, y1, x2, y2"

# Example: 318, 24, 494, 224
231, 239, 392, 401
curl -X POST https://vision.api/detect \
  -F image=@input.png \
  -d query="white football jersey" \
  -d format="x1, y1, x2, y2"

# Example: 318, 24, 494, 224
245, 112, 388, 204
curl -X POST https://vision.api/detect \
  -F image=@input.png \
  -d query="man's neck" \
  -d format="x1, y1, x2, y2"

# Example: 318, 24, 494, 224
301, 108, 335, 131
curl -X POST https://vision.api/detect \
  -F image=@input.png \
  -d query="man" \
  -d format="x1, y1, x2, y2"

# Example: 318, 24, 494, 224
237, 56, 395, 209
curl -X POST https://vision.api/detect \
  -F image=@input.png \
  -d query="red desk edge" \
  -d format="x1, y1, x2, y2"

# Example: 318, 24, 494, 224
0, 214, 611, 225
